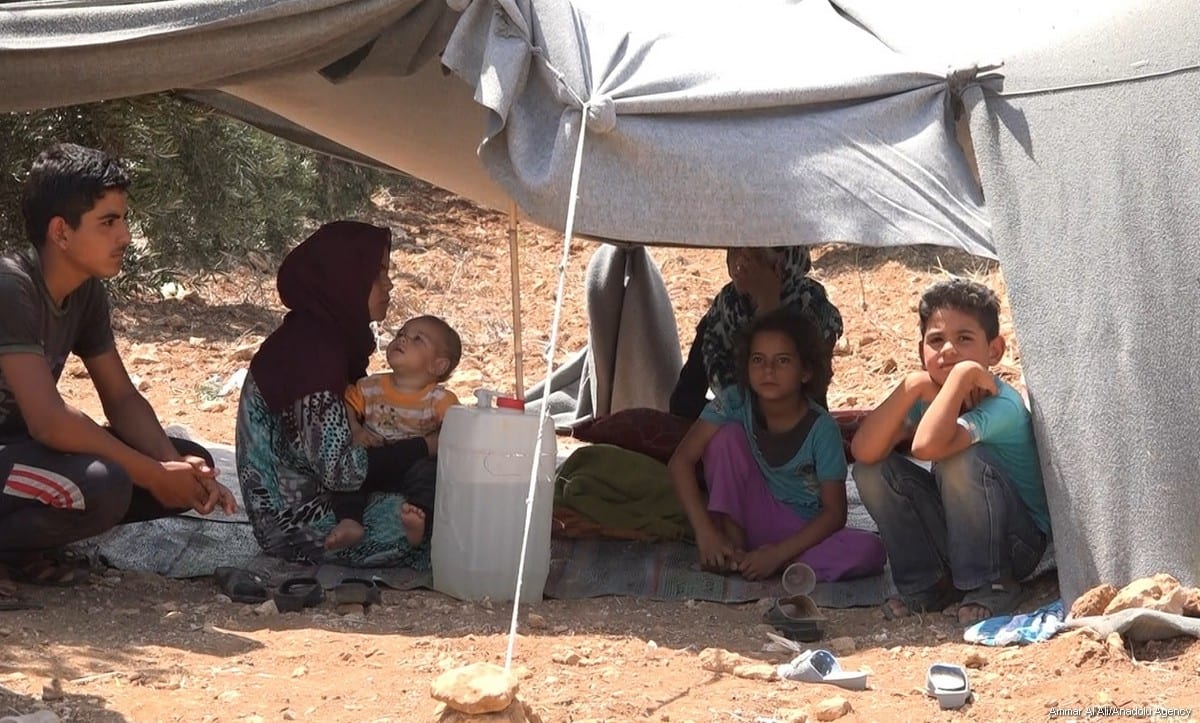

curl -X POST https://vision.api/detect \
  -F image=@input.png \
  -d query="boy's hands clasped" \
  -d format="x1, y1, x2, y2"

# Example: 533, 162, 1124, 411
149, 458, 237, 515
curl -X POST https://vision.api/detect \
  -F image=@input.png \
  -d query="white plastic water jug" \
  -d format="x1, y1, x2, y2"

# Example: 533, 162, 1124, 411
432, 389, 557, 603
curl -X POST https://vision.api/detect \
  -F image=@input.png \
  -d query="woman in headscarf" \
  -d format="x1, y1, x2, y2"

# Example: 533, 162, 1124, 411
670, 246, 843, 418
235, 221, 432, 567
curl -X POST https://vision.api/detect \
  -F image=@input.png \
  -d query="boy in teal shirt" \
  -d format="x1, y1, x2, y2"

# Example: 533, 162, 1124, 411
851, 278, 1049, 624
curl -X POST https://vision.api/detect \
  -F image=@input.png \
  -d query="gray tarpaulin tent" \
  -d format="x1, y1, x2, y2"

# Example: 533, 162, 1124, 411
2, 0, 1198, 607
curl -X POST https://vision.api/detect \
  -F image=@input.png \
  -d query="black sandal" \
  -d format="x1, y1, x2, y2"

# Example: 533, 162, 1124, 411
273, 577, 325, 613
763, 594, 826, 642
213, 567, 270, 604
884, 580, 965, 619
332, 578, 382, 606
11, 554, 90, 587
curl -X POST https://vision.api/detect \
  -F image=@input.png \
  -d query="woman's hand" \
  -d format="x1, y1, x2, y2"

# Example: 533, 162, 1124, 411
729, 249, 782, 312
738, 543, 788, 580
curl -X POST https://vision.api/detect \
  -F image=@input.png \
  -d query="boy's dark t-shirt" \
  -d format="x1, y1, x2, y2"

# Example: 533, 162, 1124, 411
0, 246, 114, 442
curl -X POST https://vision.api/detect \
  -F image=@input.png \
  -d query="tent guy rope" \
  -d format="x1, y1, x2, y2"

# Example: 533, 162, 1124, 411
503, 103, 592, 670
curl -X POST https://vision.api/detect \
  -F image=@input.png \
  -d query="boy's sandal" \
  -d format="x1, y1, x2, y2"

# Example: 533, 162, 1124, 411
763, 594, 826, 642
926, 662, 971, 709
0, 596, 43, 611
883, 584, 965, 620
11, 555, 91, 587
273, 577, 325, 613
777, 649, 868, 691
957, 583, 1024, 622
0, 565, 41, 611
213, 566, 270, 604
332, 577, 383, 606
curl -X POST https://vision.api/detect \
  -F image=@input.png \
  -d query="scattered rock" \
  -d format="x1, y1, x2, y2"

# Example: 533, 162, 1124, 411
699, 647, 754, 674
281, 711, 297, 721
253, 599, 278, 616
551, 650, 581, 666
776, 709, 808, 723
1070, 583, 1118, 618
291, 666, 307, 678
1181, 587, 1200, 617
130, 345, 159, 364
230, 344, 257, 362
1068, 635, 1108, 668
525, 613, 548, 629
827, 637, 856, 657
731, 663, 777, 681
1106, 632, 1126, 657
41, 678, 65, 701
336, 603, 365, 617
214, 594, 233, 604
430, 663, 519, 715
199, 400, 227, 413
813, 696, 851, 721
217, 690, 240, 702
963, 650, 988, 669
1104, 574, 1184, 616
436, 698, 531, 723
833, 337, 851, 356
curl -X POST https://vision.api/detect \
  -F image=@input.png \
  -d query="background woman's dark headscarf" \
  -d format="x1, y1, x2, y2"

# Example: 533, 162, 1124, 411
700, 245, 843, 392
251, 221, 391, 411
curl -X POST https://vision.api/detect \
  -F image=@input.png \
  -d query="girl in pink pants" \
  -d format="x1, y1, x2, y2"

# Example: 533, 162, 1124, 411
667, 309, 886, 582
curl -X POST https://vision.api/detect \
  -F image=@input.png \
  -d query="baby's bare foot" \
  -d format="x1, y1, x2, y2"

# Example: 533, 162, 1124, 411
325, 519, 364, 551
400, 503, 427, 547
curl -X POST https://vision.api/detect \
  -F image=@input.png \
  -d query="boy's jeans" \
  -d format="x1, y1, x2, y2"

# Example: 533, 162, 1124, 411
853, 446, 1046, 596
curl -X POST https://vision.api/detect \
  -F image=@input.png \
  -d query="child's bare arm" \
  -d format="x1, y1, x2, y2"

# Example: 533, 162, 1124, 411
911, 361, 996, 460
738, 482, 848, 580
850, 372, 938, 464
667, 419, 737, 570
345, 401, 384, 447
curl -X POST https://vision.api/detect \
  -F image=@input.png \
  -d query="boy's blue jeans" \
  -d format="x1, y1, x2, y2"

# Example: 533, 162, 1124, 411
853, 446, 1046, 596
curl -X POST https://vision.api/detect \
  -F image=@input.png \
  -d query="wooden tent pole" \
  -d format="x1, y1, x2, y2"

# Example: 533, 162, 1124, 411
508, 202, 525, 398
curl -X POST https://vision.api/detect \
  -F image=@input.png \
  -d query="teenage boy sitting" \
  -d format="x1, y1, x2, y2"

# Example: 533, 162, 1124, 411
0, 144, 235, 604
850, 278, 1050, 625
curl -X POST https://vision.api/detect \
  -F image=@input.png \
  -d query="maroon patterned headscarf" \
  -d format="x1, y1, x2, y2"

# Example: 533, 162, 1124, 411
250, 221, 391, 412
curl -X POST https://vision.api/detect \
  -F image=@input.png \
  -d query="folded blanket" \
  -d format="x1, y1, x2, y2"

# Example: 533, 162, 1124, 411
554, 444, 692, 541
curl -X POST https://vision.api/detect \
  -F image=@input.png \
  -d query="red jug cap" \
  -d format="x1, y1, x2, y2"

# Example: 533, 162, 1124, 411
496, 396, 525, 411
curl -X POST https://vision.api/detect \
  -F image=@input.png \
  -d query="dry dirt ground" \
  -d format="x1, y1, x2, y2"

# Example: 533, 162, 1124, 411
3, 182, 1198, 722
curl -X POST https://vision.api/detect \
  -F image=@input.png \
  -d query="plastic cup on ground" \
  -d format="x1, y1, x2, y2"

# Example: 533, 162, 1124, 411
782, 562, 816, 596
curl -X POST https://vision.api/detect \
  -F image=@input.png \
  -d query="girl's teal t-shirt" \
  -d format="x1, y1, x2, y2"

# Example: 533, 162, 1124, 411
700, 386, 847, 520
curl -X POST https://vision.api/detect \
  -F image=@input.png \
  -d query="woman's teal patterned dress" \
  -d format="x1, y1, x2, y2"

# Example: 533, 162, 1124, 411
235, 370, 429, 569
